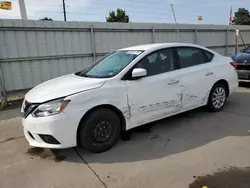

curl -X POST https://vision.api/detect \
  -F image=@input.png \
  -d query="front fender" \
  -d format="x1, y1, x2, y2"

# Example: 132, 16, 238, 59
64, 83, 130, 129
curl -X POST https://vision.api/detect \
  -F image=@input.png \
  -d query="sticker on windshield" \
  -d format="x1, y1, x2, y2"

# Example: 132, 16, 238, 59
126, 51, 142, 55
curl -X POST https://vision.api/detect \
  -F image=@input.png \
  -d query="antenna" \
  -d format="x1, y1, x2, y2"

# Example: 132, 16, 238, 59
170, 3, 180, 42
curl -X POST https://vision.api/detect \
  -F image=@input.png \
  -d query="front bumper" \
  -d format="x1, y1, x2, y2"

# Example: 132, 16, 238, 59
22, 111, 83, 149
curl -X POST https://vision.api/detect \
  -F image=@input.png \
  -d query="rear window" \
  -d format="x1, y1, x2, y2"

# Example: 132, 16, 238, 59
176, 47, 206, 68
202, 50, 214, 62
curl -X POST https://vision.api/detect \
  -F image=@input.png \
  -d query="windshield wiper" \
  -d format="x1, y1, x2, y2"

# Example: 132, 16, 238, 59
84, 75, 101, 78
79, 73, 103, 78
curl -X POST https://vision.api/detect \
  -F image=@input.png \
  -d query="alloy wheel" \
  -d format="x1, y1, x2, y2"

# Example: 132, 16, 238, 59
212, 87, 226, 109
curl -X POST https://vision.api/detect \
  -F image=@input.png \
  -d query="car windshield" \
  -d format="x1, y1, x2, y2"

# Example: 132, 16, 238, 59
245, 46, 250, 53
76, 50, 143, 78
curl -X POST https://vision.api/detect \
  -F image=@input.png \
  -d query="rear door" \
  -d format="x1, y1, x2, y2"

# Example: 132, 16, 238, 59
175, 47, 216, 110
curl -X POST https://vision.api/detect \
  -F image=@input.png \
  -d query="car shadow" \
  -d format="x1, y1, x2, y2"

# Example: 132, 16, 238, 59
62, 91, 250, 164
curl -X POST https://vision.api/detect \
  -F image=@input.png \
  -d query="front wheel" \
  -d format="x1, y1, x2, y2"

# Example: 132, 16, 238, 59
78, 108, 121, 153
207, 84, 227, 112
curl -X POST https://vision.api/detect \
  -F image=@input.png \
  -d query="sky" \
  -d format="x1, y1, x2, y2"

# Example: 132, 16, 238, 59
0, 0, 249, 25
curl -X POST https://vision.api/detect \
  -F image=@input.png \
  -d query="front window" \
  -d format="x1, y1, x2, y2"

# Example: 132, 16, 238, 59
76, 50, 143, 78
134, 48, 174, 76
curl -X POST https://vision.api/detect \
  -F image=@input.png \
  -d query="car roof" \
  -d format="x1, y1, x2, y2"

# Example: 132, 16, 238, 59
119, 43, 212, 52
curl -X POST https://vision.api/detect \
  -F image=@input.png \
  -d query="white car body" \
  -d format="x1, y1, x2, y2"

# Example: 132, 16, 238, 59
22, 43, 238, 149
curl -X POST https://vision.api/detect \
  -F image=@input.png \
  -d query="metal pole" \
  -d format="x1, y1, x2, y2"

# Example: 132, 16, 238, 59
171, 3, 180, 42
90, 25, 96, 61
195, 28, 198, 44
19, 0, 27, 20
152, 28, 155, 43
235, 29, 239, 54
62, 0, 67, 21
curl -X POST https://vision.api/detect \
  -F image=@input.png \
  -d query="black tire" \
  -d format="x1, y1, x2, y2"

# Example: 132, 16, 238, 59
207, 84, 228, 112
78, 108, 121, 153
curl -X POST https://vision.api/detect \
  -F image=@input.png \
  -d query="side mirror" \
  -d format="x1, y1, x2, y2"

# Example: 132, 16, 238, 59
240, 48, 245, 53
132, 68, 147, 78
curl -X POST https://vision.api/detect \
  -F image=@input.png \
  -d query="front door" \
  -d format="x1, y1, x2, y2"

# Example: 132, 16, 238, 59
125, 48, 182, 128
175, 47, 216, 110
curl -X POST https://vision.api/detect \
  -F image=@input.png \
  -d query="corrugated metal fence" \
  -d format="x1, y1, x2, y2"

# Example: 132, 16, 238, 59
0, 19, 250, 97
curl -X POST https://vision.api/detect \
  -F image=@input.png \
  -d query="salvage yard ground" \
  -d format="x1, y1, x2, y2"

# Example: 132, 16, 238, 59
0, 86, 250, 188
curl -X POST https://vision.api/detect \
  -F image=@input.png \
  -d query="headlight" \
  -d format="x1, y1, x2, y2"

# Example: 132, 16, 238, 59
32, 99, 70, 117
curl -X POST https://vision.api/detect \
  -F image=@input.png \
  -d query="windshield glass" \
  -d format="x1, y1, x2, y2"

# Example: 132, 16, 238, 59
76, 50, 143, 78
245, 46, 250, 53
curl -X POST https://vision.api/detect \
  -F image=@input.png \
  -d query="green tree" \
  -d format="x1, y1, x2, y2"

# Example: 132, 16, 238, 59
233, 8, 250, 25
106, 9, 129, 23
40, 17, 53, 21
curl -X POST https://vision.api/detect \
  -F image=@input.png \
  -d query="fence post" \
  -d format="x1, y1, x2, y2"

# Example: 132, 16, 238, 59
194, 28, 198, 44
152, 28, 155, 43
0, 64, 7, 105
226, 28, 229, 56
90, 25, 96, 61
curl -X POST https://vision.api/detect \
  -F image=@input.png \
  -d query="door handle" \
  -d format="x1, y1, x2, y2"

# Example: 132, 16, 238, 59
168, 80, 179, 85
205, 72, 214, 76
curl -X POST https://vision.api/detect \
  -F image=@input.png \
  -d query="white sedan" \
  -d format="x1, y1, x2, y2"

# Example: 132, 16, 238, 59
21, 43, 238, 153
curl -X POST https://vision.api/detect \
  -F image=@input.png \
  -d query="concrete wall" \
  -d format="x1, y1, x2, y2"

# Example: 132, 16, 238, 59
0, 19, 250, 95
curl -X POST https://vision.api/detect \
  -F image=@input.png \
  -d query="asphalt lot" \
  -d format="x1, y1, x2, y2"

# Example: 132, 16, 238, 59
0, 86, 250, 188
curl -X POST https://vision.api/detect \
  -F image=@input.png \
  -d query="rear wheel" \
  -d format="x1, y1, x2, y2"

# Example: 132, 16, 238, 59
78, 108, 121, 153
207, 84, 227, 112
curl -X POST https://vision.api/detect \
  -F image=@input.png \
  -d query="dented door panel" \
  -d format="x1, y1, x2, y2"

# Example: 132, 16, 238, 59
125, 70, 182, 129
180, 63, 216, 110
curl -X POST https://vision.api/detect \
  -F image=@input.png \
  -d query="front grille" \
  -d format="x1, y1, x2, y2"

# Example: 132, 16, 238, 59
236, 63, 250, 70
39, 134, 60, 145
21, 100, 37, 118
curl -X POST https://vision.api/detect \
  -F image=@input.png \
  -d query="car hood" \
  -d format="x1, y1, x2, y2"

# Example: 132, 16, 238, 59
25, 74, 106, 103
232, 52, 250, 63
